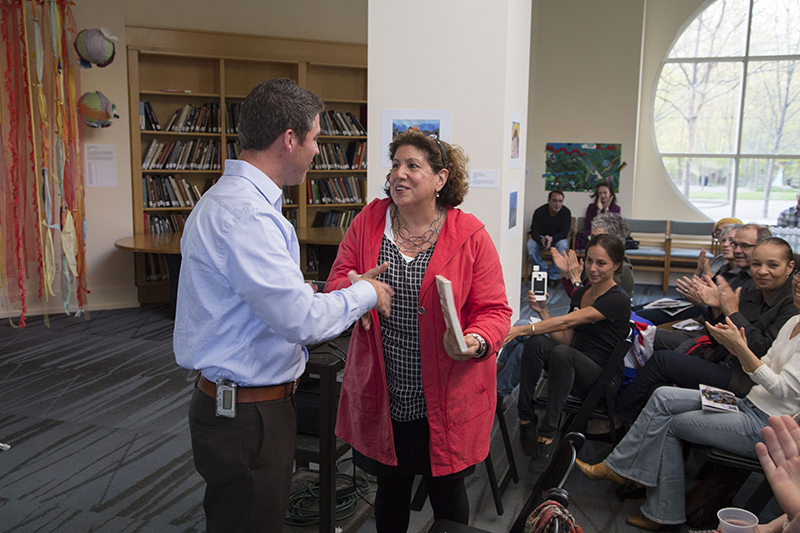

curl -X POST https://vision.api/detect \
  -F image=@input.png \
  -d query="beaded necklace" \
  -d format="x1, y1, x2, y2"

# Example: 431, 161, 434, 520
391, 204, 444, 255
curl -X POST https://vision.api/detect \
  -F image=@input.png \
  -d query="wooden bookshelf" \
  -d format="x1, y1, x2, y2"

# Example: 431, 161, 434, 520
126, 27, 367, 301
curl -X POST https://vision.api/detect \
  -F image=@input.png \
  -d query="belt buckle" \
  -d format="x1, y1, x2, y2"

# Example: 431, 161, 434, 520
291, 379, 298, 395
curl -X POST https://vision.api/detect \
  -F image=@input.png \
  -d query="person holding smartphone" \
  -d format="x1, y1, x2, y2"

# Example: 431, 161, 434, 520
504, 234, 631, 472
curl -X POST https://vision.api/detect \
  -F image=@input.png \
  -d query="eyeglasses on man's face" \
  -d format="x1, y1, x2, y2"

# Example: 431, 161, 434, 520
793, 270, 800, 282
732, 241, 756, 251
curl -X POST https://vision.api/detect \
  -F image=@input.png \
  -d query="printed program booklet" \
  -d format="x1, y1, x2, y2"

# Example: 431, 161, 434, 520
435, 275, 468, 353
643, 298, 694, 317
700, 384, 739, 413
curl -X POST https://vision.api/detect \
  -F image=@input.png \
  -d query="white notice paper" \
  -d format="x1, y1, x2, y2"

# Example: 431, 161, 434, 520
470, 169, 500, 189
85, 144, 117, 187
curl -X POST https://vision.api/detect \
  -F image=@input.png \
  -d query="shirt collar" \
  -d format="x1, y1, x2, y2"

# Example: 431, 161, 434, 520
223, 159, 283, 210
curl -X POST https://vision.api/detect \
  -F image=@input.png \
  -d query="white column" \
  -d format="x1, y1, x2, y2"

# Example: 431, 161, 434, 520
368, 0, 533, 316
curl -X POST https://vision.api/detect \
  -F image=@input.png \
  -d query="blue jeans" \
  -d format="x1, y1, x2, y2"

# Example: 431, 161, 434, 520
614, 350, 733, 424
604, 387, 769, 525
526, 237, 568, 280
497, 319, 531, 397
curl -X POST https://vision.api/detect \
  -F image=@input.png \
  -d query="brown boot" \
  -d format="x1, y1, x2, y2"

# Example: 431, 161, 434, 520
575, 459, 627, 485
625, 515, 662, 531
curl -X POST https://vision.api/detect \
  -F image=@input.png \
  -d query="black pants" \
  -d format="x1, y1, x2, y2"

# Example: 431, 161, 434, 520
518, 336, 611, 438
357, 418, 471, 533
189, 388, 297, 533
614, 350, 732, 423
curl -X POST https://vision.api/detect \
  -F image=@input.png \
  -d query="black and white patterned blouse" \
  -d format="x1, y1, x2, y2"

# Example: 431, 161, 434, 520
377, 220, 434, 422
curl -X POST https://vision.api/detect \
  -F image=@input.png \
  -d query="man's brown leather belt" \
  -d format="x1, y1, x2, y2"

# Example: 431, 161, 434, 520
197, 375, 299, 403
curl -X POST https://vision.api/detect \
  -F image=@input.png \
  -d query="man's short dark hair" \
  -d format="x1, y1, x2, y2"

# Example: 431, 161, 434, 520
238, 78, 324, 152
548, 189, 564, 201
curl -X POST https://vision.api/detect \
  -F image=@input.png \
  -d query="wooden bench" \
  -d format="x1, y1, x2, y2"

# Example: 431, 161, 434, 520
625, 219, 715, 291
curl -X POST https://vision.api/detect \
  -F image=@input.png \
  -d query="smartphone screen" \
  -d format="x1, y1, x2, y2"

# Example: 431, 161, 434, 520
533, 277, 546, 294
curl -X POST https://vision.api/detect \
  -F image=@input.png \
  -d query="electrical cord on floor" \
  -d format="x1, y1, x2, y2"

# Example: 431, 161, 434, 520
284, 469, 372, 527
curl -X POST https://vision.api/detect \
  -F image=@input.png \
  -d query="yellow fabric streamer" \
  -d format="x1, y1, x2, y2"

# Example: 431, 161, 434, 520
61, 211, 79, 278
43, 231, 55, 296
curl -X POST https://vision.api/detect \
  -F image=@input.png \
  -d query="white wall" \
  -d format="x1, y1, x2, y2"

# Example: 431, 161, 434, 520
368, 0, 532, 317
633, 0, 707, 221
125, 0, 367, 44
524, 0, 645, 235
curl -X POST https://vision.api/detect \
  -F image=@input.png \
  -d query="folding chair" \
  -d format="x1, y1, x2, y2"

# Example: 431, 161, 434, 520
508, 432, 586, 533
535, 324, 634, 444
427, 432, 586, 533
704, 447, 773, 515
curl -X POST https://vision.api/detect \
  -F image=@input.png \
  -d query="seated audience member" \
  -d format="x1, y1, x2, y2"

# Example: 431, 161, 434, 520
652, 223, 766, 351
752, 415, 800, 533
499, 212, 632, 404
614, 237, 798, 424
576, 265, 800, 530
505, 234, 631, 472
574, 183, 621, 250
527, 190, 572, 282
554, 212, 634, 298
777, 192, 800, 228
635, 219, 742, 326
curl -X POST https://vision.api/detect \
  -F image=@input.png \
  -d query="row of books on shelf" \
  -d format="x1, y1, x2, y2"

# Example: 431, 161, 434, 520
307, 176, 364, 205
166, 102, 220, 133
143, 175, 203, 208
142, 139, 221, 171
225, 103, 240, 134
227, 140, 242, 160
312, 209, 359, 228
310, 141, 367, 171
282, 186, 294, 205
320, 110, 366, 136
139, 102, 161, 131
144, 253, 170, 282
144, 212, 188, 235
284, 208, 298, 228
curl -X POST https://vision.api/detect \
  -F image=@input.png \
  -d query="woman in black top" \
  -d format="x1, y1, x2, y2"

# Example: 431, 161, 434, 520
504, 234, 631, 472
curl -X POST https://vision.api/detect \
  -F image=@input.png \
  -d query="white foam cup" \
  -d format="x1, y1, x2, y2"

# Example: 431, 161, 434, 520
717, 507, 758, 533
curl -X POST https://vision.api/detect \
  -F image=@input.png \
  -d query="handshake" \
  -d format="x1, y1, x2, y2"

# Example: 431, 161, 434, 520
347, 262, 394, 330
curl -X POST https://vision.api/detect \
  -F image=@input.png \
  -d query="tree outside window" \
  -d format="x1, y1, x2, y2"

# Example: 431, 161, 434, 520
654, 0, 800, 223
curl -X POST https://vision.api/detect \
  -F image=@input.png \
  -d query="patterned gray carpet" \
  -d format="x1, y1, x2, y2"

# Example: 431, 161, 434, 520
0, 304, 204, 532
0, 283, 779, 532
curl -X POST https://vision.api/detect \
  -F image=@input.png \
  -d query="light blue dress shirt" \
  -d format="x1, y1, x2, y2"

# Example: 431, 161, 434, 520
173, 159, 377, 387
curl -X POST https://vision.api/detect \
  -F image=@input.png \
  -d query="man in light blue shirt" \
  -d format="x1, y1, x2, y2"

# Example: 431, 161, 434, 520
174, 78, 392, 533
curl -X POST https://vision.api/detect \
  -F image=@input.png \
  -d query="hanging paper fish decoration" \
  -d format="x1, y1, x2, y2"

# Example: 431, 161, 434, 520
78, 91, 119, 128
73, 27, 117, 68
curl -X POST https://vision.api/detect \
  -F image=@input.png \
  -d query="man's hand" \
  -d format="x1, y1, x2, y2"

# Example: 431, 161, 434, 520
716, 276, 741, 316
695, 274, 721, 309
348, 262, 393, 330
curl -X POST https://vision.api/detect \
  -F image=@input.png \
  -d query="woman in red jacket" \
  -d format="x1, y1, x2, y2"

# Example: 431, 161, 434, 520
325, 130, 511, 533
